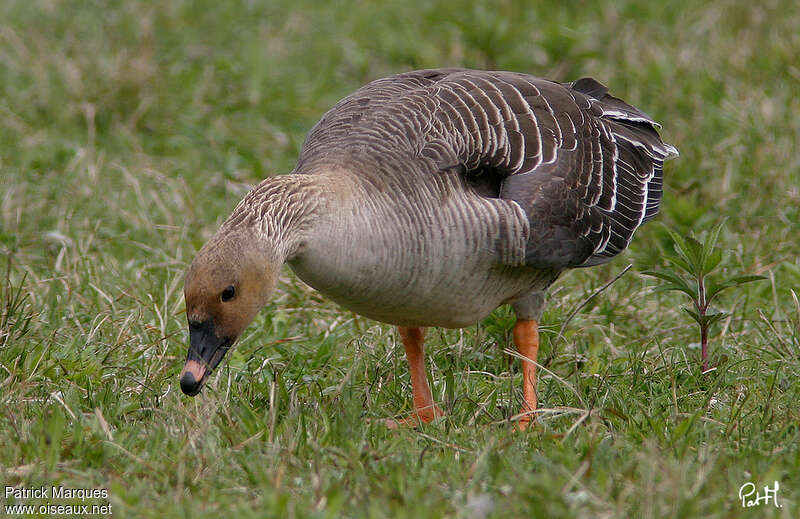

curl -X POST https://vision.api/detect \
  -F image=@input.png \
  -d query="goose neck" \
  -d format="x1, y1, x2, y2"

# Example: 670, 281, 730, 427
219, 174, 328, 263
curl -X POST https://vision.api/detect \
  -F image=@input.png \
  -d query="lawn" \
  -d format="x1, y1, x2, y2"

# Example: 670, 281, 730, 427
1, 0, 799, 517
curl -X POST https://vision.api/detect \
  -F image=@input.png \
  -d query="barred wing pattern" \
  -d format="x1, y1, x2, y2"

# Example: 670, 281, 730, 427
298, 69, 678, 269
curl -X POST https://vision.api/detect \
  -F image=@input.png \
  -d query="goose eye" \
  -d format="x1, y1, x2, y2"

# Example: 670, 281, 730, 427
221, 285, 236, 302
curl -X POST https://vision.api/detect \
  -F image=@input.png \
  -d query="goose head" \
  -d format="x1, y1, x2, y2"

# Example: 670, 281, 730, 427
180, 230, 278, 396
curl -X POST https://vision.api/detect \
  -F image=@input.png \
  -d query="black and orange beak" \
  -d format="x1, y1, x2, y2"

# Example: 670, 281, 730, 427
180, 320, 233, 396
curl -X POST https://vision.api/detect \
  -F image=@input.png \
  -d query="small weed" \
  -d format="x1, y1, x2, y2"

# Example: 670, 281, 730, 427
643, 223, 765, 373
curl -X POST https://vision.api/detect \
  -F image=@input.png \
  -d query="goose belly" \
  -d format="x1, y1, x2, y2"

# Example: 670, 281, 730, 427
288, 244, 549, 328
287, 173, 552, 327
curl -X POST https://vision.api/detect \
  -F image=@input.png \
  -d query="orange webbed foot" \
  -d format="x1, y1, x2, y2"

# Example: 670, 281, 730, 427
383, 405, 445, 429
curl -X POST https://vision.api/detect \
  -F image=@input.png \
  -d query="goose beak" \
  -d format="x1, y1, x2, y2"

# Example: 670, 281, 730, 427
180, 320, 232, 396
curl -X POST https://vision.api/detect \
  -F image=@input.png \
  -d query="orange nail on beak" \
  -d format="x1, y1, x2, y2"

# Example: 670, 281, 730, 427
180, 359, 208, 396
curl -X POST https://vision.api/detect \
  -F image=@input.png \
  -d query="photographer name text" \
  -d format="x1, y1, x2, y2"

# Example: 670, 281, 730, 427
4, 486, 112, 516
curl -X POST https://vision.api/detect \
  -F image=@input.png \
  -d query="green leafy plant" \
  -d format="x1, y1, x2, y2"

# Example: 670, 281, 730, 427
643, 223, 765, 373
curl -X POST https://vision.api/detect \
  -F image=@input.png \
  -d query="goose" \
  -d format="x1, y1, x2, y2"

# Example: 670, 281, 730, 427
179, 68, 678, 429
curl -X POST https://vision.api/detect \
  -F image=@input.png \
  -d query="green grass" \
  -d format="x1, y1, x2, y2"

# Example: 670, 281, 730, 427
1, 0, 799, 517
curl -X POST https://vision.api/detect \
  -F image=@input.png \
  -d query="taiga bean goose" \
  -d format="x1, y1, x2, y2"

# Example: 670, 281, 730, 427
180, 69, 678, 429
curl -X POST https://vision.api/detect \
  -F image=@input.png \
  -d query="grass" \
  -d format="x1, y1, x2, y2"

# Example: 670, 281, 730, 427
1, 0, 799, 517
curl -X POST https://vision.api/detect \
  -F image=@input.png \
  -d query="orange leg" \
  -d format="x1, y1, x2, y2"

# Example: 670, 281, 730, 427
514, 319, 540, 430
385, 327, 444, 429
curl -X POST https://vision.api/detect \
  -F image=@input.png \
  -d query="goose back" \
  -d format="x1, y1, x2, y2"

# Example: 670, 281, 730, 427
296, 69, 677, 270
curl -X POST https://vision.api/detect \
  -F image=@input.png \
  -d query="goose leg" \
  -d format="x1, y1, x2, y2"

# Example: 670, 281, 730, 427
514, 319, 540, 430
385, 326, 444, 429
